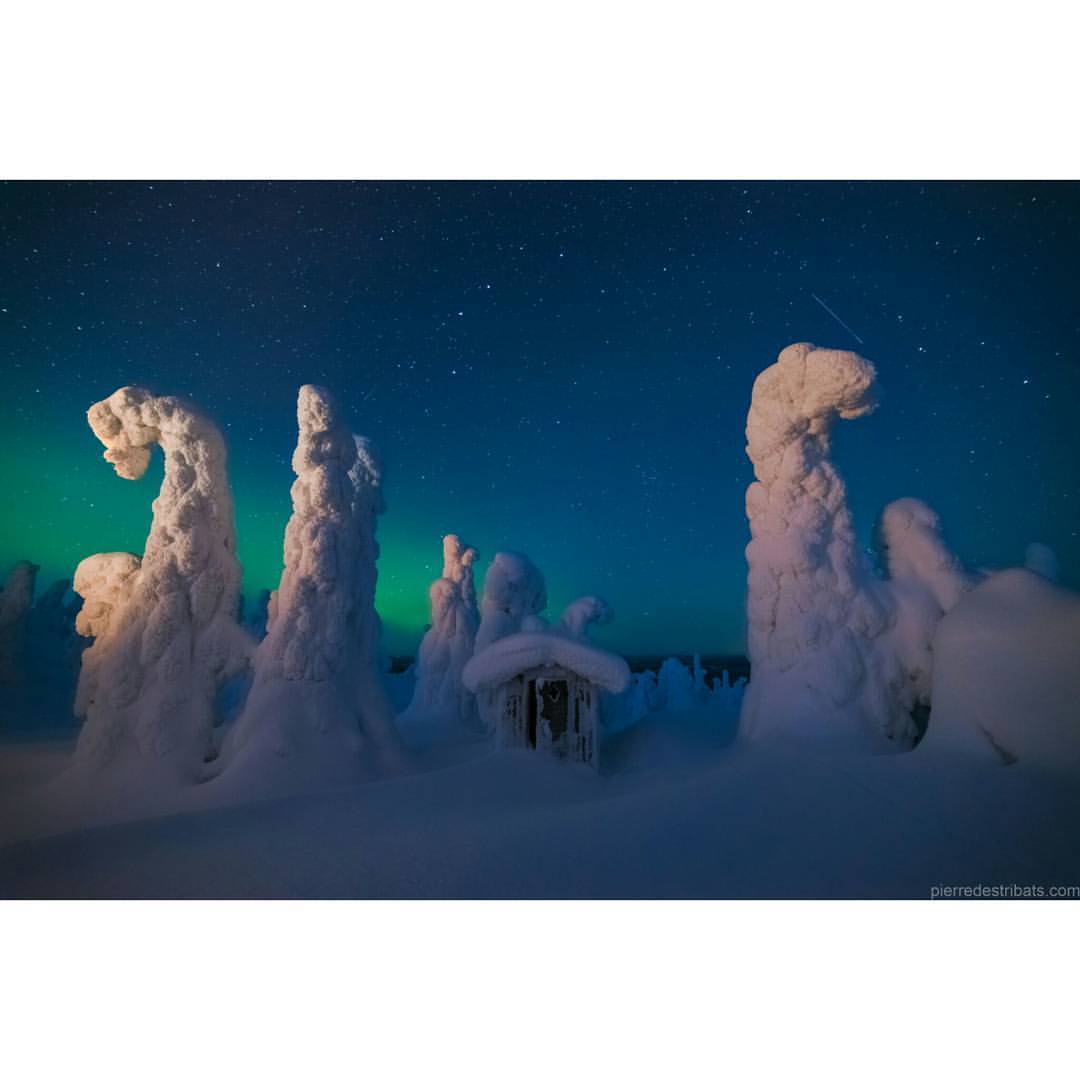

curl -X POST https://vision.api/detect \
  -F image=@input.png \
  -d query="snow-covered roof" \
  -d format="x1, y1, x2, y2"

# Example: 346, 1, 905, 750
462, 632, 630, 695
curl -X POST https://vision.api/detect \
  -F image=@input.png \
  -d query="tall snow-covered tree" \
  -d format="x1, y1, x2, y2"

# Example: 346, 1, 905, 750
223, 385, 405, 789
474, 551, 547, 651
406, 534, 480, 723
740, 343, 968, 750
70, 387, 253, 782
0, 561, 39, 686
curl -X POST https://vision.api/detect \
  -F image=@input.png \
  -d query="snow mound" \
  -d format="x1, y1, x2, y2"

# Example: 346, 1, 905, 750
463, 632, 630, 695
920, 568, 1080, 770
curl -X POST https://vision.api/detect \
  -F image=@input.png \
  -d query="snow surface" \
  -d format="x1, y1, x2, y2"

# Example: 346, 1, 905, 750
3, 716, 1078, 898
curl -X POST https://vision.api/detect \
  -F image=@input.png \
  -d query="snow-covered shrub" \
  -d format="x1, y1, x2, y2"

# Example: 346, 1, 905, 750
474, 551, 547, 651
920, 569, 1080, 770
222, 385, 405, 790
406, 534, 480, 724
70, 388, 253, 782
740, 344, 969, 751
1024, 542, 1060, 582
0, 561, 39, 685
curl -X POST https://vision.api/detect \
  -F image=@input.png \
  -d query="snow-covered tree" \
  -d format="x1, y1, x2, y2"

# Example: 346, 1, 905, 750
0, 561, 39, 685
223, 385, 405, 789
871, 497, 974, 727
474, 551, 547, 651
406, 534, 480, 723
27, 578, 85, 685
740, 344, 968, 750
1024, 542, 1060, 582
657, 656, 696, 711
70, 387, 253, 782
558, 596, 612, 639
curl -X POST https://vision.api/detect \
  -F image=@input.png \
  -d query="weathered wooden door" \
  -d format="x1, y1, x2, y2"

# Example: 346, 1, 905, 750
539, 679, 569, 743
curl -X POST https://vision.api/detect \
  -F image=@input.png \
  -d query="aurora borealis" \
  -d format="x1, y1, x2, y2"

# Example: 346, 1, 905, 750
2, 181, 1078, 656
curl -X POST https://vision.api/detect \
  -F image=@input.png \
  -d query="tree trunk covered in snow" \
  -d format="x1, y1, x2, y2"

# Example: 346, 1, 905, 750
71, 387, 252, 782
223, 385, 405, 788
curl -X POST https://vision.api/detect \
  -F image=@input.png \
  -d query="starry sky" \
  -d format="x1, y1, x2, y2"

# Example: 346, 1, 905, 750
1, 181, 1077, 657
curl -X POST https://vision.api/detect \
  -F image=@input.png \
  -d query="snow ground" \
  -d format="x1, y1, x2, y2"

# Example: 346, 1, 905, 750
2, 706, 1077, 898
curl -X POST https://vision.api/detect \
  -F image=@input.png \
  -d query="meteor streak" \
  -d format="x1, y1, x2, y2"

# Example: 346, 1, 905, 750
811, 292, 864, 345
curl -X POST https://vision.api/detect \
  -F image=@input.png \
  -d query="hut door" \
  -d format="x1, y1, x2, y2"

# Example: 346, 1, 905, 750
526, 680, 538, 747
539, 679, 569, 744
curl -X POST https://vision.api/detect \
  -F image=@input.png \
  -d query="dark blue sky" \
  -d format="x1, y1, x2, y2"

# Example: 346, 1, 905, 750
2, 181, 1077, 655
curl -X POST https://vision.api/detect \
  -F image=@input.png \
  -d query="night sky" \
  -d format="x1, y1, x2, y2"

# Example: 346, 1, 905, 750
1, 181, 1077, 657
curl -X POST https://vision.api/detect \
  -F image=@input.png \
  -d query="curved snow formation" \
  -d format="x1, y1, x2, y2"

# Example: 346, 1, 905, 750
474, 551, 547, 651
0, 561, 39, 685
558, 596, 613, 640
223, 385, 405, 789
740, 344, 969, 749
407, 534, 480, 723
463, 632, 630, 696
71, 387, 251, 782
920, 569, 1080, 770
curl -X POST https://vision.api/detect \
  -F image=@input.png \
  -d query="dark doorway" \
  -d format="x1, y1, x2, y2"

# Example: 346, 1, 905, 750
540, 679, 569, 742
526, 679, 538, 747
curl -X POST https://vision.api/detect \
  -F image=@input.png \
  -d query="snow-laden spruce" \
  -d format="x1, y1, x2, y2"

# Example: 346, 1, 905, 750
222, 385, 405, 790
871, 496, 974, 727
0, 561, 39, 685
740, 344, 969, 750
474, 551, 547, 650
405, 534, 480, 724
70, 387, 253, 782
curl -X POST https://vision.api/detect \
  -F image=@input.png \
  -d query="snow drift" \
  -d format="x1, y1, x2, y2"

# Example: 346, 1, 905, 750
920, 569, 1080, 770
